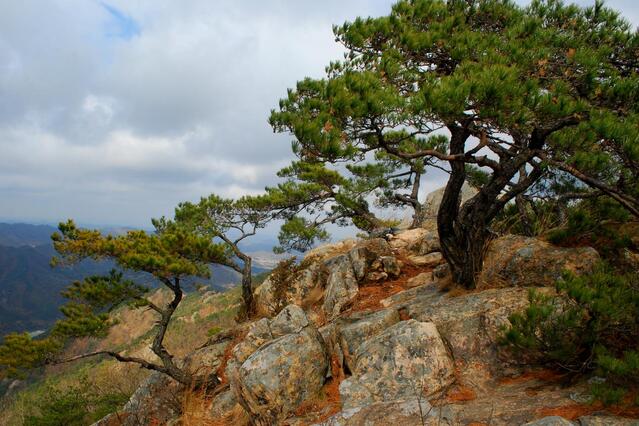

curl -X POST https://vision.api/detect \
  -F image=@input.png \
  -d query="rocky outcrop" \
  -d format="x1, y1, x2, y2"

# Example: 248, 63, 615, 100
323, 254, 360, 319
420, 182, 477, 227
339, 320, 454, 409
254, 237, 401, 320
315, 399, 440, 426
480, 235, 600, 288
92, 372, 180, 426
393, 287, 542, 364
524, 416, 639, 425
232, 328, 327, 424
208, 389, 238, 418
101, 217, 632, 426
253, 260, 326, 317
226, 305, 328, 425
337, 308, 400, 372
180, 339, 230, 377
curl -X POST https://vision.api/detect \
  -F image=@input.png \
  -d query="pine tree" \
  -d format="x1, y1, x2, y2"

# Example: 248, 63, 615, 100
0, 220, 228, 387
155, 194, 274, 317
269, 0, 639, 288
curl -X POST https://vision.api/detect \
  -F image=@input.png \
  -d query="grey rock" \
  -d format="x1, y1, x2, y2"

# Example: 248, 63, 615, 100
405, 287, 542, 364
313, 399, 450, 426
578, 416, 639, 425
323, 254, 359, 319
180, 340, 229, 377
381, 255, 401, 277
407, 252, 444, 268
337, 308, 400, 372
411, 230, 441, 255
209, 389, 238, 419
270, 304, 309, 337
432, 263, 451, 280
230, 318, 273, 365
421, 182, 477, 226
406, 272, 433, 288
348, 238, 393, 281
480, 235, 599, 288
253, 260, 325, 317
232, 327, 328, 424
340, 320, 454, 409
92, 372, 180, 426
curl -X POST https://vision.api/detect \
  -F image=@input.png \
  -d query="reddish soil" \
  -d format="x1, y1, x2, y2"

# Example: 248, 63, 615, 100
537, 404, 599, 420
215, 330, 247, 385
348, 258, 429, 313
445, 385, 478, 403
292, 354, 344, 423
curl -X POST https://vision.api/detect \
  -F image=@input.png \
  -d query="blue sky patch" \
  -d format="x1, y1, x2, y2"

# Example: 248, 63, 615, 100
101, 2, 140, 40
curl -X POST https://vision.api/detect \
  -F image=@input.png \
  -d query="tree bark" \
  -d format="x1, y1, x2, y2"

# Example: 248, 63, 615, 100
409, 170, 423, 229
55, 276, 220, 389
239, 254, 255, 318
437, 126, 543, 289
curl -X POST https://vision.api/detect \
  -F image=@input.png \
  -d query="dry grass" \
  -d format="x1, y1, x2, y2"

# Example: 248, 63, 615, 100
180, 385, 249, 426
291, 353, 344, 424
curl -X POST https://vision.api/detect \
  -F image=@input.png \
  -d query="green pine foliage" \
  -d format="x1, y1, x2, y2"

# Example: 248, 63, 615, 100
502, 265, 639, 404
269, 0, 639, 287
0, 219, 230, 386
547, 197, 633, 256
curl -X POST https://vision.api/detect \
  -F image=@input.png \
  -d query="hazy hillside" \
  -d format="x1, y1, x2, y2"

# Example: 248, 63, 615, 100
0, 223, 274, 334
0, 244, 112, 335
0, 223, 56, 247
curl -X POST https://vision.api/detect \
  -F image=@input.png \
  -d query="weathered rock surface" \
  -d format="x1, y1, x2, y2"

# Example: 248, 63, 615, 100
269, 304, 309, 336
399, 287, 545, 365
180, 340, 229, 376
524, 416, 639, 425
523, 417, 576, 426
314, 399, 441, 426
407, 252, 444, 268
578, 416, 639, 425
421, 182, 477, 226
226, 305, 328, 425
337, 308, 400, 372
388, 227, 428, 250
323, 253, 360, 319
208, 389, 239, 419
480, 235, 599, 288
339, 320, 454, 409
232, 328, 327, 424
349, 238, 393, 280
255, 237, 400, 320
92, 372, 180, 426
406, 271, 433, 288
100, 227, 629, 426
253, 260, 325, 317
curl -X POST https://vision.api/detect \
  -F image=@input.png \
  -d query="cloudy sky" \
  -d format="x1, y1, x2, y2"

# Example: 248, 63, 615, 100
1, 0, 637, 227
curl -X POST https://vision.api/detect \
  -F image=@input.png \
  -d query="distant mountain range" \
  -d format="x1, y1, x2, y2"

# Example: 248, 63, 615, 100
0, 223, 278, 335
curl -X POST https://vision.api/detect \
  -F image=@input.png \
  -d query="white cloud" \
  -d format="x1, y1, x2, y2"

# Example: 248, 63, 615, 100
0, 0, 636, 227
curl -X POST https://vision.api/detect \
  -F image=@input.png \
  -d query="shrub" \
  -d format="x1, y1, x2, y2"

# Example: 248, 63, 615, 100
546, 198, 633, 258
17, 374, 129, 426
502, 265, 639, 404
268, 257, 299, 315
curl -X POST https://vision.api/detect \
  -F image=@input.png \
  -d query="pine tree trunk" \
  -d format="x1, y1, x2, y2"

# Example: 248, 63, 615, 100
241, 256, 255, 317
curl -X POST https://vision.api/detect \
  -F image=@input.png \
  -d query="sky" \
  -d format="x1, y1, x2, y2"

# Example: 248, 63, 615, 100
0, 0, 637, 228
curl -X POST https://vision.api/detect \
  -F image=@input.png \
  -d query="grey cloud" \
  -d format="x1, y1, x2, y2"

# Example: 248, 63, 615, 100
0, 0, 636, 227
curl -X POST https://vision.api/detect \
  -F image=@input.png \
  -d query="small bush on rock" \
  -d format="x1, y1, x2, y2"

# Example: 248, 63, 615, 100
502, 265, 639, 404
547, 198, 633, 258
268, 257, 299, 315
